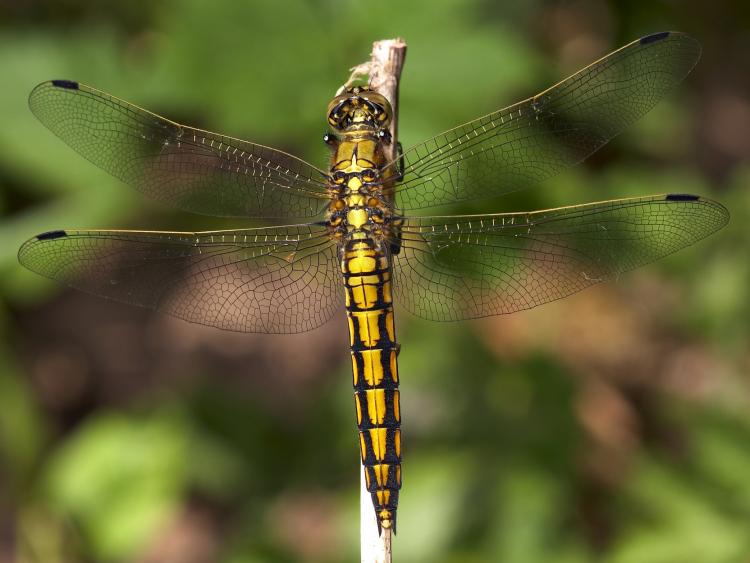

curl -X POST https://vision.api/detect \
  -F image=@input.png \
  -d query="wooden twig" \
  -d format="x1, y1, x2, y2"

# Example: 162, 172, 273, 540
360, 465, 391, 562
368, 39, 406, 165
349, 38, 407, 563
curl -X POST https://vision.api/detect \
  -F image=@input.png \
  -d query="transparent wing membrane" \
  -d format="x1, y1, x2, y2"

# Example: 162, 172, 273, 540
393, 195, 728, 321
18, 225, 342, 333
389, 32, 702, 211
20, 33, 730, 333
29, 80, 329, 219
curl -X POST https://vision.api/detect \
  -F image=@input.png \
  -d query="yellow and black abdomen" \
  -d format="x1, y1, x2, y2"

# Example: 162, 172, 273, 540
327, 89, 402, 533
342, 238, 402, 533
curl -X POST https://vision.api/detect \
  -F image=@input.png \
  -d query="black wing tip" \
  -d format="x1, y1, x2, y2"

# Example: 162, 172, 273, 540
664, 194, 731, 228
665, 193, 701, 202
36, 230, 68, 241
50, 79, 79, 90
640, 31, 671, 45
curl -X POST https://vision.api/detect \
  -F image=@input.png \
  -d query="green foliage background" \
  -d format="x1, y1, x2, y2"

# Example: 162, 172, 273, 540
1, 1, 749, 561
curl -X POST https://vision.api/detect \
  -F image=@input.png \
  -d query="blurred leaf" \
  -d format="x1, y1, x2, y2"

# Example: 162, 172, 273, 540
0, 343, 46, 487
392, 453, 467, 562
42, 407, 191, 561
489, 467, 586, 563
691, 412, 750, 511
608, 455, 750, 563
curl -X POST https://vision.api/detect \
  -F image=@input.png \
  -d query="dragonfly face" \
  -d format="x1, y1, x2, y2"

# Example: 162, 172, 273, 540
327, 87, 393, 131
19, 31, 729, 534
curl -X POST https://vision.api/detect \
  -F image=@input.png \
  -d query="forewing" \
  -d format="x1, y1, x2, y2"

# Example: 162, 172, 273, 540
390, 32, 701, 210
29, 80, 329, 219
18, 225, 342, 333
393, 194, 728, 321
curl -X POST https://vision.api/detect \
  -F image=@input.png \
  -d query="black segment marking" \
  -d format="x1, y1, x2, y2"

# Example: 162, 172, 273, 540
640, 31, 671, 45
36, 230, 67, 241
666, 193, 700, 201
51, 80, 79, 90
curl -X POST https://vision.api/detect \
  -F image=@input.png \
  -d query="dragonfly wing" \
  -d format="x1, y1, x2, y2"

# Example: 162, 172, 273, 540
29, 80, 330, 219
389, 32, 701, 211
18, 225, 342, 333
393, 194, 728, 321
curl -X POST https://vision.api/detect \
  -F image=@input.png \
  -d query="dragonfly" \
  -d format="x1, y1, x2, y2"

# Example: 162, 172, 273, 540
19, 31, 729, 534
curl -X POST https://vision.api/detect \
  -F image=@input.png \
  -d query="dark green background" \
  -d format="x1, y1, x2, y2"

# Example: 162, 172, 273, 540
1, 1, 749, 561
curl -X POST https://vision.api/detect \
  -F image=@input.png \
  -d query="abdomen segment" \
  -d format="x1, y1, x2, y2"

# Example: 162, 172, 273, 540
342, 237, 401, 533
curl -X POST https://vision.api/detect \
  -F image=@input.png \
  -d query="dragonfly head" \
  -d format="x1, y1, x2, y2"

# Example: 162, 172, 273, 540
327, 86, 392, 132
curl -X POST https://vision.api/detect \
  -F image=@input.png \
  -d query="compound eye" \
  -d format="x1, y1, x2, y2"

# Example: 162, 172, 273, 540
332, 170, 347, 184
323, 133, 337, 145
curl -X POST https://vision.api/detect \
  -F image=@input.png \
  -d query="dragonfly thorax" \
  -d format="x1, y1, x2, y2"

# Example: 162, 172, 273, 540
326, 102, 397, 248
327, 185, 392, 241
